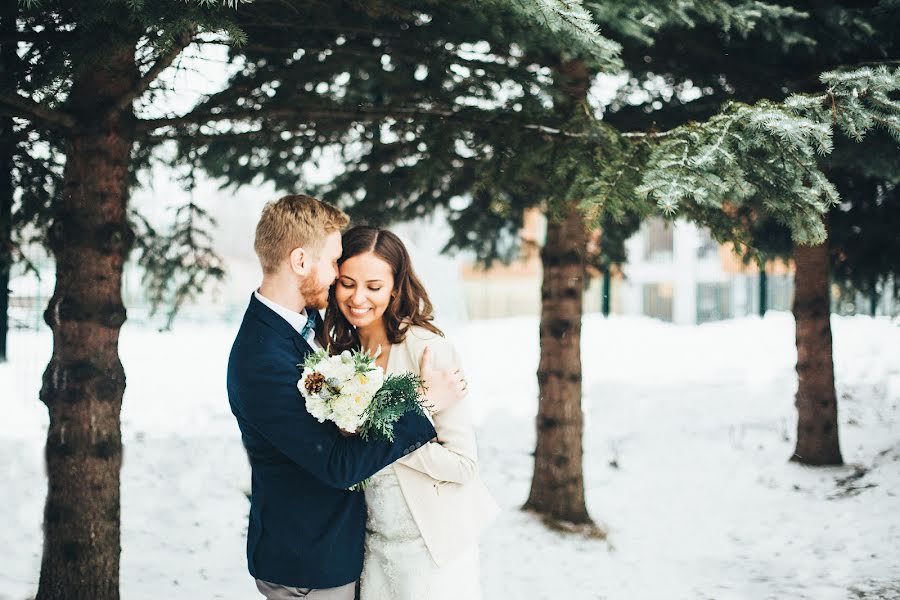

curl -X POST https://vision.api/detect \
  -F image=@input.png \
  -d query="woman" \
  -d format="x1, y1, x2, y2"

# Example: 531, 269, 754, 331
325, 225, 499, 600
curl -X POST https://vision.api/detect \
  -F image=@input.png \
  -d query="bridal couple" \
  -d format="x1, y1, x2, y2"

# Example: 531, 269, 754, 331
227, 194, 499, 599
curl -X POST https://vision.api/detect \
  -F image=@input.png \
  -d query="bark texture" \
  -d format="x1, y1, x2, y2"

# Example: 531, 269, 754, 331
791, 241, 843, 466
36, 45, 137, 600
524, 203, 592, 524
524, 59, 595, 526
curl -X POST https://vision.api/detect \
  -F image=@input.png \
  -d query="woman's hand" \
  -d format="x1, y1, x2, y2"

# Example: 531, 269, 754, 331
418, 346, 468, 413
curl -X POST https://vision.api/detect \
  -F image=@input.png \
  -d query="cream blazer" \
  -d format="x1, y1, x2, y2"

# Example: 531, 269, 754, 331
389, 325, 499, 566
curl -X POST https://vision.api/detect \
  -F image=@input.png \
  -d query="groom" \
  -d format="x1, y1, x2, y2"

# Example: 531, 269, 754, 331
227, 195, 461, 599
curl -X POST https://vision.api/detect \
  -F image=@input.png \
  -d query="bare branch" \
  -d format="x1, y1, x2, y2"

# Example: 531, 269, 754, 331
109, 28, 197, 117
0, 30, 73, 43
136, 105, 451, 132
621, 129, 678, 139
144, 128, 275, 144
0, 94, 75, 130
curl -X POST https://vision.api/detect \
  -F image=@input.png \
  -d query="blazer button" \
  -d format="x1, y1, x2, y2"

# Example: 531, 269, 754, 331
415, 442, 422, 448
408, 445, 416, 453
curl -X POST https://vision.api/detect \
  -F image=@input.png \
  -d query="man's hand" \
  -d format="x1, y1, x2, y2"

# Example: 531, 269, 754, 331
418, 346, 468, 413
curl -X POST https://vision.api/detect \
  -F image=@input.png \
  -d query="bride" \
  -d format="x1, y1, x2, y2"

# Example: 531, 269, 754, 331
324, 225, 499, 599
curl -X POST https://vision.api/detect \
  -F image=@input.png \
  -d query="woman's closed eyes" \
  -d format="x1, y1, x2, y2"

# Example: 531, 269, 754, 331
339, 279, 383, 292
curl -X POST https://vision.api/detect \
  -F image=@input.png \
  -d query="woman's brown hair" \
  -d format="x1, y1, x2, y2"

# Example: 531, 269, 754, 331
325, 226, 443, 353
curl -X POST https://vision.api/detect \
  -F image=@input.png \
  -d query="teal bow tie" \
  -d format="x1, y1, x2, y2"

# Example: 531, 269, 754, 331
300, 314, 317, 339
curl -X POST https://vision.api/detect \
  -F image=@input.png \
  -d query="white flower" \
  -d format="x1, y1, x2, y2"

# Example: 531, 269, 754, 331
356, 367, 384, 394
332, 394, 365, 431
351, 386, 373, 412
317, 356, 355, 385
305, 394, 331, 423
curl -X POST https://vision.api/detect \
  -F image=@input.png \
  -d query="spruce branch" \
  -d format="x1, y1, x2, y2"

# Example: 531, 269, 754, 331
621, 65, 900, 244
593, 0, 811, 48
481, 0, 623, 67
130, 201, 225, 330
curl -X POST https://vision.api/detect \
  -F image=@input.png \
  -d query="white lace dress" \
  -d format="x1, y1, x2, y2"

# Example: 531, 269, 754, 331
360, 465, 481, 600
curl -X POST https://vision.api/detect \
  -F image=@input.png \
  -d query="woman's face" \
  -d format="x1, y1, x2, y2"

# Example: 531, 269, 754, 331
335, 251, 395, 330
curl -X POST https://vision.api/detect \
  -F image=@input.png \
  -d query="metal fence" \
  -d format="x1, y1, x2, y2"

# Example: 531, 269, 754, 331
7, 265, 898, 330
462, 272, 897, 323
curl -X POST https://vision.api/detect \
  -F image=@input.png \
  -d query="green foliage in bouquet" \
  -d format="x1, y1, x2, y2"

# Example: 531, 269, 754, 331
301, 349, 329, 371
358, 374, 427, 443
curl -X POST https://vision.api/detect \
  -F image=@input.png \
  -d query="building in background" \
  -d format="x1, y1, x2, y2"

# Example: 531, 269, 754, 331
618, 217, 794, 325
460, 211, 898, 323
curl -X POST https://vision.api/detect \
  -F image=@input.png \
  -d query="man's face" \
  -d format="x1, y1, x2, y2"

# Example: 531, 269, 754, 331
299, 231, 342, 310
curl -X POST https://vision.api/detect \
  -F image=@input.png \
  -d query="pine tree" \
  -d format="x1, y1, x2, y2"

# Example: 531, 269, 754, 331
4, 3, 242, 598
601, 0, 900, 465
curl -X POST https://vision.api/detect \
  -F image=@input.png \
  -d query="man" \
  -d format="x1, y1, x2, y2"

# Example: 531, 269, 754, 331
227, 195, 464, 599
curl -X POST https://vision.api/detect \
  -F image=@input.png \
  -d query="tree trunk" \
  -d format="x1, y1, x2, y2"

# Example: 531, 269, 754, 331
36, 45, 137, 600
758, 262, 768, 317
791, 241, 843, 466
524, 58, 596, 529
0, 0, 15, 362
601, 268, 611, 317
524, 203, 593, 525
0, 121, 12, 364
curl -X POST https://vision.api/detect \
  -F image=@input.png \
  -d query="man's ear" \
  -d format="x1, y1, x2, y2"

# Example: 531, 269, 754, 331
288, 247, 309, 275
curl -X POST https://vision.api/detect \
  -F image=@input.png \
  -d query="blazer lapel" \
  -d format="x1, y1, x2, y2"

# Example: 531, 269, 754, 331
292, 331, 315, 358
248, 293, 316, 359
248, 293, 294, 335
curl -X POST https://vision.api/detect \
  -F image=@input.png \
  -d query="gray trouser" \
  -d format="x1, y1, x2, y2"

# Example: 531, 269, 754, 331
255, 578, 356, 600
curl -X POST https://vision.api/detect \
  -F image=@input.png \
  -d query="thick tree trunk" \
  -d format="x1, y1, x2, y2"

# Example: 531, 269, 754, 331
524, 204, 593, 525
524, 59, 596, 529
36, 46, 137, 600
0, 0, 15, 362
791, 241, 843, 466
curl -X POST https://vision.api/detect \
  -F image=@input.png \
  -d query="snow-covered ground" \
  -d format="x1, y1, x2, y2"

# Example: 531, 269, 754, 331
2, 313, 899, 600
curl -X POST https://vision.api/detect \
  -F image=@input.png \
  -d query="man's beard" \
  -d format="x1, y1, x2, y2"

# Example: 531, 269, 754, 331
300, 266, 331, 310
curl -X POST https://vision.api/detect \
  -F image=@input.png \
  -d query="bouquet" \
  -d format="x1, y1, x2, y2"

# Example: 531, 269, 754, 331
298, 349, 427, 442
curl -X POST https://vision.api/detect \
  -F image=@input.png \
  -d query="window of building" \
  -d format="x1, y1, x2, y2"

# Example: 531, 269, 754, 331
696, 282, 732, 324
642, 282, 674, 322
643, 217, 674, 262
696, 228, 719, 261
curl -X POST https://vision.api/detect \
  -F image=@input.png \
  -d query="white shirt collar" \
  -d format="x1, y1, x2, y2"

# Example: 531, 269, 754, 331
253, 290, 315, 340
